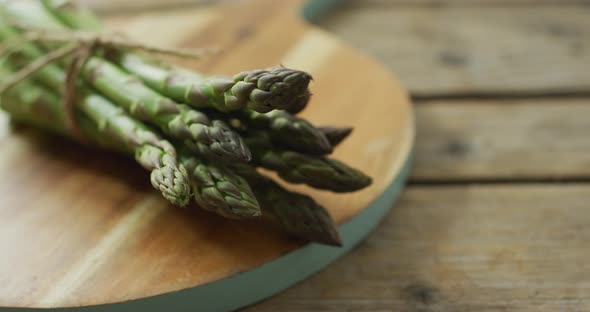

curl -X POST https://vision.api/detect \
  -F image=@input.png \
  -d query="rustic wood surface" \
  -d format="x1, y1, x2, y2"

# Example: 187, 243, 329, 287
412, 99, 590, 181
6, 0, 590, 310
249, 184, 590, 312
0, 0, 413, 308
317, 4, 590, 97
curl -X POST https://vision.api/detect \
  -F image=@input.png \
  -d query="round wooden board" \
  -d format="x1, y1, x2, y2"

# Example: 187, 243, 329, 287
0, 0, 414, 310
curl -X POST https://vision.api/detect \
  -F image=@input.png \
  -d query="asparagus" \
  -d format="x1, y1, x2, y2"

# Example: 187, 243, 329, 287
79, 90, 192, 207
118, 56, 314, 114
42, 0, 313, 114
0, 72, 66, 133
84, 57, 251, 162
42, 0, 102, 31
318, 126, 353, 147
0, 65, 191, 206
0, 0, 250, 162
179, 149, 261, 219
245, 131, 372, 193
230, 109, 332, 155
284, 90, 311, 115
231, 164, 342, 246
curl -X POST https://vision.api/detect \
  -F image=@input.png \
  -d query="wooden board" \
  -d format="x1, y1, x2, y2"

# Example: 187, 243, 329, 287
412, 99, 590, 181
318, 4, 590, 96
248, 184, 590, 311
0, 0, 413, 310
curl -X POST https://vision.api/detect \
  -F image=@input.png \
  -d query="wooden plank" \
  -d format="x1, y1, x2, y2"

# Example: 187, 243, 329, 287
318, 5, 590, 96
249, 184, 590, 311
412, 99, 590, 181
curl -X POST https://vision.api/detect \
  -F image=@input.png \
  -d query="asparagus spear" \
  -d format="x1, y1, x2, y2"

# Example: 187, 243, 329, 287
178, 149, 261, 219
244, 131, 372, 193
318, 126, 353, 147
79, 90, 192, 207
231, 164, 342, 246
230, 109, 333, 155
42, 0, 102, 31
116, 56, 314, 114
0, 0, 250, 162
0, 65, 192, 206
42, 0, 313, 114
0, 73, 66, 133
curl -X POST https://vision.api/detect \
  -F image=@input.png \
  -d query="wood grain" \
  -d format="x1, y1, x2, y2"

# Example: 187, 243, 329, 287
248, 184, 590, 311
412, 99, 590, 181
318, 5, 590, 96
0, 0, 413, 308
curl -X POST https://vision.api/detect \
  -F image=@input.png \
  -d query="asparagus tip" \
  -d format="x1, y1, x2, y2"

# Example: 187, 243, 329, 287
236, 67, 312, 113
221, 196, 262, 219
315, 224, 343, 247
318, 126, 354, 147
150, 165, 192, 207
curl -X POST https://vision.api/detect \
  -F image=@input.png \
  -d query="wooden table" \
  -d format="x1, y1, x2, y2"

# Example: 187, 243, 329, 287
90, 1, 590, 311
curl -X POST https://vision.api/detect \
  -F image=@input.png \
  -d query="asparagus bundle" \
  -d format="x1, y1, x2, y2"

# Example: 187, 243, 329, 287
0, 0, 374, 246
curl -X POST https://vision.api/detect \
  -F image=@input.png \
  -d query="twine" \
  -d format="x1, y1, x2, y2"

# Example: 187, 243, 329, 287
62, 42, 95, 140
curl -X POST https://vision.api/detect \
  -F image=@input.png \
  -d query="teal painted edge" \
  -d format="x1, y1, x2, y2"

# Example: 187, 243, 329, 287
301, 0, 347, 21
1, 150, 412, 312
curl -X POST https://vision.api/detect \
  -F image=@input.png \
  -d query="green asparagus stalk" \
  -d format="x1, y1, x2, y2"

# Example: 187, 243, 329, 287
230, 109, 333, 155
179, 149, 261, 219
0, 0, 251, 162
116, 56, 314, 114
0, 73, 66, 133
244, 131, 372, 193
42, 0, 102, 31
42, 0, 313, 114
231, 164, 342, 246
0, 65, 192, 206
318, 126, 353, 147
